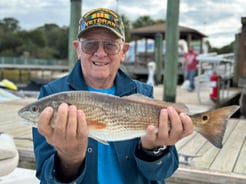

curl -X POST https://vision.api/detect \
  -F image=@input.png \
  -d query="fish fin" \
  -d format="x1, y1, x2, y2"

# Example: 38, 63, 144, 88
87, 120, 109, 144
89, 135, 109, 145
87, 120, 106, 129
192, 105, 240, 148
122, 94, 189, 113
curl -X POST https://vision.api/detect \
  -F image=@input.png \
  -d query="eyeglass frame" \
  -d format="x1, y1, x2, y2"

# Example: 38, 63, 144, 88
78, 39, 124, 55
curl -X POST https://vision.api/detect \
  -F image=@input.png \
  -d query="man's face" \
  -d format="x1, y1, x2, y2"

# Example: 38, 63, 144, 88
76, 27, 129, 88
189, 46, 194, 52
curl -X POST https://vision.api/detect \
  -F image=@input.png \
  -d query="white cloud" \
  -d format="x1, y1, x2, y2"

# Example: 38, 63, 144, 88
0, 0, 244, 48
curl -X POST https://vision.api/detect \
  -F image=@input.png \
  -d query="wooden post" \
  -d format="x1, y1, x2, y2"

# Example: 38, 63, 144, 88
163, 0, 180, 102
233, 33, 240, 85
155, 33, 163, 84
134, 39, 138, 67
239, 17, 246, 77
68, 0, 82, 71
238, 17, 246, 117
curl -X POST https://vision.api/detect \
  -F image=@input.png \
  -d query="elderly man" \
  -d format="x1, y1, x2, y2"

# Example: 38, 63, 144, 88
33, 8, 193, 184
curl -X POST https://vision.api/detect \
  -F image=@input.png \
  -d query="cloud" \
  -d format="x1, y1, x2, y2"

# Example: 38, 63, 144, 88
178, 0, 243, 47
0, 0, 70, 29
0, 0, 244, 48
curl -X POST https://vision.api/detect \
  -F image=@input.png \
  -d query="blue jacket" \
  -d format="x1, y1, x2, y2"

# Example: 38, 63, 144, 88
32, 61, 179, 184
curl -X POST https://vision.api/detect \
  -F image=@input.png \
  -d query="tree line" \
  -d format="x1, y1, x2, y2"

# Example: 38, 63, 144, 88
0, 16, 232, 60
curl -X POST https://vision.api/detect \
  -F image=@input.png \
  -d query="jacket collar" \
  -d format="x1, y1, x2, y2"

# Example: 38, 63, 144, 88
67, 60, 137, 96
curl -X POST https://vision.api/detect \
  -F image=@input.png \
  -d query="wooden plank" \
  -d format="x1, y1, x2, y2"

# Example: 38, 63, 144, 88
18, 147, 35, 162
233, 120, 246, 174
178, 133, 206, 154
191, 119, 239, 169
192, 142, 219, 169
167, 167, 246, 184
234, 136, 246, 173
210, 119, 246, 173
18, 147, 36, 169
0, 99, 34, 151
175, 132, 197, 150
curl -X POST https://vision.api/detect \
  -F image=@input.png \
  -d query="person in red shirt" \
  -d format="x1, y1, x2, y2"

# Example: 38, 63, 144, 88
183, 46, 198, 91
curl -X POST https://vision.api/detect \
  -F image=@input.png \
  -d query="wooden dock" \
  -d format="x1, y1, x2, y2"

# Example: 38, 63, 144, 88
155, 85, 246, 184
0, 85, 245, 183
0, 98, 35, 169
167, 118, 246, 184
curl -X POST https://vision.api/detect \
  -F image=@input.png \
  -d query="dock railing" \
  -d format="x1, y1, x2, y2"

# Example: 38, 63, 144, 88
0, 57, 68, 71
196, 53, 235, 105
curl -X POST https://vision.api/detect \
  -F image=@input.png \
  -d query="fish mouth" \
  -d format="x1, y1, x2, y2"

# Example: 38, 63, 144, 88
19, 119, 37, 127
18, 111, 38, 124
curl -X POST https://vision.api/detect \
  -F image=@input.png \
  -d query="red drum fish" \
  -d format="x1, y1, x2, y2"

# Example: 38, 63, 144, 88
18, 91, 240, 148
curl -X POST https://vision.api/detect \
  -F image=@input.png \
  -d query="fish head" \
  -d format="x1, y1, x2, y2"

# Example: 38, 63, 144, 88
18, 97, 63, 126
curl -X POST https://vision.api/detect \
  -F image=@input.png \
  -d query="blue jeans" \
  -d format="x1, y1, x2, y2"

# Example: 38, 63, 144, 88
187, 70, 196, 90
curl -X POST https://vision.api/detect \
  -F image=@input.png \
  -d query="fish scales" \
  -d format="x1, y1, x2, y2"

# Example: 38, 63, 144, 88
65, 91, 160, 128
18, 90, 240, 148
64, 91, 161, 140
38, 91, 155, 141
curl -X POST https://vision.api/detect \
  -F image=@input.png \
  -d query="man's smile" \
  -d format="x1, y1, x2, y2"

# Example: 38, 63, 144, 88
92, 61, 109, 66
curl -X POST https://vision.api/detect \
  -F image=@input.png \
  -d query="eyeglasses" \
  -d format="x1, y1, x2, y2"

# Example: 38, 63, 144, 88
79, 39, 123, 55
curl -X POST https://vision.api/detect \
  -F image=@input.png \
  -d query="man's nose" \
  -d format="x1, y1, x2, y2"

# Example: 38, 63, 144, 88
94, 42, 107, 56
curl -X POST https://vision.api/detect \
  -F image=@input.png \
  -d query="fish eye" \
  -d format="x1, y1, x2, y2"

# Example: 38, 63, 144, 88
202, 115, 208, 121
30, 105, 39, 113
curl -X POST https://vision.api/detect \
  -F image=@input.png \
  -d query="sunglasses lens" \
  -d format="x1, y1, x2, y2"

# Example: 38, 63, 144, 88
81, 40, 122, 55
81, 40, 98, 54
103, 41, 119, 55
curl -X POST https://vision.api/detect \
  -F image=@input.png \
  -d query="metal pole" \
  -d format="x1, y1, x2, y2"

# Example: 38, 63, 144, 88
163, 0, 180, 102
68, 0, 82, 71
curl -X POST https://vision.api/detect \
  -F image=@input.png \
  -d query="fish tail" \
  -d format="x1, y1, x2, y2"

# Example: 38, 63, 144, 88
192, 105, 240, 148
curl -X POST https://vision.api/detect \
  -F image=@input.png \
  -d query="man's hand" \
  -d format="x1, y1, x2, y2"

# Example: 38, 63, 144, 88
141, 106, 193, 150
37, 103, 88, 180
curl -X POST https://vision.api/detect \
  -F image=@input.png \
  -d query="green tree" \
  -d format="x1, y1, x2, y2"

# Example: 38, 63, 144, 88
0, 17, 20, 32
121, 14, 131, 42
155, 19, 165, 24
15, 30, 47, 58
0, 17, 22, 56
37, 24, 68, 59
211, 42, 234, 54
0, 32, 22, 56
132, 16, 155, 28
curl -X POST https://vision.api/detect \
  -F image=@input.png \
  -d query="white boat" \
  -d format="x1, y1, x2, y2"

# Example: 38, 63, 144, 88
0, 167, 39, 184
0, 133, 39, 183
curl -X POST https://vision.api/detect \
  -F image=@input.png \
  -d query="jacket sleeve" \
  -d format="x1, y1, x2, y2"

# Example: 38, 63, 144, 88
134, 145, 179, 180
32, 85, 86, 184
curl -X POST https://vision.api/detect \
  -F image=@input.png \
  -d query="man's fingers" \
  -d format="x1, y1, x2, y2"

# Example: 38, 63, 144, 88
167, 106, 183, 140
66, 105, 78, 140
37, 107, 54, 137
157, 109, 169, 141
54, 103, 69, 139
141, 124, 156, 149
77, 110, 88, 139
180, 113, 194, 137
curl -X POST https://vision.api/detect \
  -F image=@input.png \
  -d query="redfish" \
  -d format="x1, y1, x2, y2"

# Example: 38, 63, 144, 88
18, 91, 240, 148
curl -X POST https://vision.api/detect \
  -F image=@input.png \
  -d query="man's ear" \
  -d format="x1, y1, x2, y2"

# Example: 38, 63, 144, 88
73, 40, 81, 59
120, 43, 130, 62
73, 40, 79, 49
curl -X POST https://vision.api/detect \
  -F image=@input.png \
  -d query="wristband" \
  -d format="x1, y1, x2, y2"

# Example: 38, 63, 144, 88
139, 141, 167, 157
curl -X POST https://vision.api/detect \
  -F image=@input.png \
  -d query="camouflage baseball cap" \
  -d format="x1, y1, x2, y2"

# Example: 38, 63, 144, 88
78, 8, 125, 41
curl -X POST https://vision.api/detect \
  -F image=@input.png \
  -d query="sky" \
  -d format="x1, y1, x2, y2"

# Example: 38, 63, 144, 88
0, 0, 245, 48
